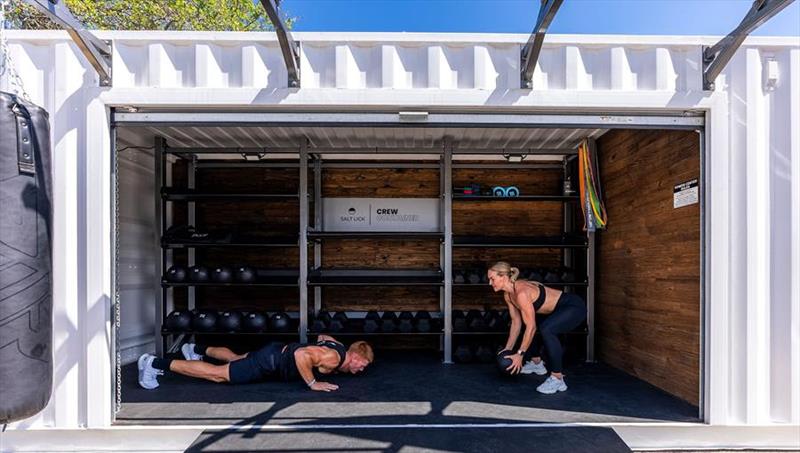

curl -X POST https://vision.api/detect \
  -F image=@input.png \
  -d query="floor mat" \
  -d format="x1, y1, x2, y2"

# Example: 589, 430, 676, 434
118, 349, 698, 425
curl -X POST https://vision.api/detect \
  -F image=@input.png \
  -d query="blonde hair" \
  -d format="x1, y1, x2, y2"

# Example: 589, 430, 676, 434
349, 341, 374, 363
489, 261, 521, 282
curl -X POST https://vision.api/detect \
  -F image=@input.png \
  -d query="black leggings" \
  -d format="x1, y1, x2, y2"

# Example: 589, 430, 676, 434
530, 292, 586, 373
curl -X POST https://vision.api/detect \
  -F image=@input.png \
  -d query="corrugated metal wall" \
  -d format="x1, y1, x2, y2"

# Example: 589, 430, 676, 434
1, 31, 798, 429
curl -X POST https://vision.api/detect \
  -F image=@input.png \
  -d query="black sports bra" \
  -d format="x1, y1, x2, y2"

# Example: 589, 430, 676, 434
532, 283, 547, 312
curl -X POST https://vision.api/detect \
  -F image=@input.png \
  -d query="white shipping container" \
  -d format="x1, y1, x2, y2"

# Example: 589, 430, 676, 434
1, 30, 798, 449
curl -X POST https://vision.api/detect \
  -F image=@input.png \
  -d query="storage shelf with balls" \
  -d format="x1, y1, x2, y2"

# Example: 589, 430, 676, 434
162, 310, 299, 336
309, 311, 442, 335
161, 268, 299, 287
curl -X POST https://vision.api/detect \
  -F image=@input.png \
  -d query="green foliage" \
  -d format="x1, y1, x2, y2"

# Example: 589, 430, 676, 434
5, 0, 294, 31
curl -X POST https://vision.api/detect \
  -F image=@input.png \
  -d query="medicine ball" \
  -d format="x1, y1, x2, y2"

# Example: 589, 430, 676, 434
188, 265, 210, 282
242, 312, 268, 332
363, 311, 380, 333
217, 311, 242, 332
165, 310, 192, 331
192, 310, 218, 332
414, 311, 433, 333
454, 345, 473, 363
329, 312, 348, 333
466, 309, 486, 331
496, 350, 517, 376
211, 266, 233, 283
270, 312, 291, 332
234, 265, 256, 283
475, 345, 495, 363
310, 312, 331, 333
452, 310, 467, 332
165, 265, 188, 283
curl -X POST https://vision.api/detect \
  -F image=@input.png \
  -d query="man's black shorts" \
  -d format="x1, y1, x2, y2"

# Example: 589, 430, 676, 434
228, 342, 284, 384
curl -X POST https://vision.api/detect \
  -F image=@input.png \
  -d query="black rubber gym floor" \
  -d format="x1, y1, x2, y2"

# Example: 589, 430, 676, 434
117, 350, 698, 426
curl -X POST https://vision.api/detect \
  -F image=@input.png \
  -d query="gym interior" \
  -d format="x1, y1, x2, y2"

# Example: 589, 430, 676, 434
112, 116, 702, 426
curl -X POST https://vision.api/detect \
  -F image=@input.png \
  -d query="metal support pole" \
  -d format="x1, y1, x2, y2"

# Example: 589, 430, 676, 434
443, 142, 454, 364
698, 128, 708, 421
586, 231, 596, 362
259, 0, 301, 87
154, 137, 166, 356
313, 157, 322, 314
298, 145, 309, 342
187, 156, 196, 311
520, 0, 563, 89
702, 0, 795, 90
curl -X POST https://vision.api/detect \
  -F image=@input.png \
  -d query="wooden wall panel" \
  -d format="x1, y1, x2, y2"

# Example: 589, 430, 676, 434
321, 239, 440, 268
323, 167, 439, 197
596, 129, 700, 405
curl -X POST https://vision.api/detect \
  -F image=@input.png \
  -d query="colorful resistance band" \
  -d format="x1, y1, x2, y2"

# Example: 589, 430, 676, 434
578, 139, 608, 231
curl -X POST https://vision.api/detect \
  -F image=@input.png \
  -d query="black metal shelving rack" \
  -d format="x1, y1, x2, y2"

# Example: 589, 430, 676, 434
154, 139, 304, 354
154, 141, 595, 362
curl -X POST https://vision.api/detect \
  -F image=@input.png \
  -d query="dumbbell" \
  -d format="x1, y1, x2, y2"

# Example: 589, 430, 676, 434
454, 344, 474, 363
242, 312, 268, 332
560, 267, 576, 283
475, 344, 495, 363
164, 310, 192, 331
414, 311, 433, 333
453, 270, 466, 284
217, 310, 242, 332
329, 312, 348, 333
188, 265, 210, 283
380, 311, 398, 333
466, 309, 487, 331
310, 312, 331, 333
192, 310, 217, 332
363, 311, 381, 333
270, 312, 292, 332
165, 265, 188, 283
505, 186, 520, 197
398, 311, 414, 333
452, 310, 468, 332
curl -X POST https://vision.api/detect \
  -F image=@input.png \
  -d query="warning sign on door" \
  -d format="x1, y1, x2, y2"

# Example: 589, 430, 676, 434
673, 179, 699, 208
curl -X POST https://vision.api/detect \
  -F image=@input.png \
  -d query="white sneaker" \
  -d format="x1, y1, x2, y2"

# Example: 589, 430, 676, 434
137, 353, 163, 390
536, 375, 568, 394
181, 343, 203, 361
520, 359, 548, 375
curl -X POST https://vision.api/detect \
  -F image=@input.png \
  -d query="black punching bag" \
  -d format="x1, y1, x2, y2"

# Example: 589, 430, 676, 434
0, 92, 53, 424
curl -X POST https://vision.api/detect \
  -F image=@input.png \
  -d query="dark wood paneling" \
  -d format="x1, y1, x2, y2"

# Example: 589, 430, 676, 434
321, 239, 440, 268
453, 167, 562, 196
596, 129, 700, 405
323, 167, 439, 197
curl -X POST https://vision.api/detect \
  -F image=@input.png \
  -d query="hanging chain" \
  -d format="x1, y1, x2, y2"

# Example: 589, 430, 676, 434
1, 0, 31, 101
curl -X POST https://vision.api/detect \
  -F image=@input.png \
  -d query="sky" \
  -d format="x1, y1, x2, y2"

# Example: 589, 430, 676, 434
281, 0, 800, 36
